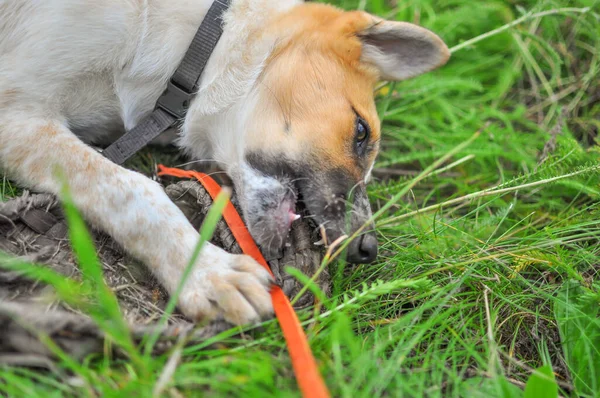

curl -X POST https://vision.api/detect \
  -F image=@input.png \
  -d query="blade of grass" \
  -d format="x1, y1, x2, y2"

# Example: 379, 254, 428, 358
58, 171, 144, 373
142, 188, 232, 358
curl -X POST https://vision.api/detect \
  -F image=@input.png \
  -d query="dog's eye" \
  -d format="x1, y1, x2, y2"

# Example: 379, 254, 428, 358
355, 118, 369, 148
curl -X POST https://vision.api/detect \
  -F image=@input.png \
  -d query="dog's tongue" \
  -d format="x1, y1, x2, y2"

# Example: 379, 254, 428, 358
289, 211, 301, 224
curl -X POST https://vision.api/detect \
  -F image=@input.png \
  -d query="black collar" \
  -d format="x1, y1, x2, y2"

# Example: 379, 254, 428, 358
103, 0, 231, 165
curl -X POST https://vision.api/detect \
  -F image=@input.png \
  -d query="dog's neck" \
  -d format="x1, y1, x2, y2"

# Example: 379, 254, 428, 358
187, 0, 301, 116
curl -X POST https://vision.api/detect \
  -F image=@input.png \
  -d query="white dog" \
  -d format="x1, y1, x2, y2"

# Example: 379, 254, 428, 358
0, 0, 449, 325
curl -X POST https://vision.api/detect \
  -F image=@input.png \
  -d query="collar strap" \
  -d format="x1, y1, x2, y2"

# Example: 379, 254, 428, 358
103, 0, 231, 165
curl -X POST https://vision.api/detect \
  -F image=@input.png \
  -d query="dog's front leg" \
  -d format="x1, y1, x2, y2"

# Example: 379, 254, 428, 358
0, 115, 273, 325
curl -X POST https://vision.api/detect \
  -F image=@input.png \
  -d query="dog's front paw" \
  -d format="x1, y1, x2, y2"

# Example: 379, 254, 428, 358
178, 253, 274, 325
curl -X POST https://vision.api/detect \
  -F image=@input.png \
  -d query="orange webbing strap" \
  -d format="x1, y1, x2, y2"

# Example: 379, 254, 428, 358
157, 165, 330, 398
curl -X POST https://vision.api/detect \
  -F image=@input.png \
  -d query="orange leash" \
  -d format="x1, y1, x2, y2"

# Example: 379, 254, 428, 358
157, 165, 330, 398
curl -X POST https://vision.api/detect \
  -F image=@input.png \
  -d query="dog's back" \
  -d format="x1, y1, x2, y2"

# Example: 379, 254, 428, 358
1, 1, 133, 141
1, 0, 216, 142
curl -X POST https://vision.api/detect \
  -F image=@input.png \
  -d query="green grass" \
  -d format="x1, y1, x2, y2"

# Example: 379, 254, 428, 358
1, 0, 600, 396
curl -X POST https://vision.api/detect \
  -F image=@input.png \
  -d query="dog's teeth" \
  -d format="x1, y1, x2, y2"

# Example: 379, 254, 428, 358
289, 212, 301, 223
314, 239, 325, 246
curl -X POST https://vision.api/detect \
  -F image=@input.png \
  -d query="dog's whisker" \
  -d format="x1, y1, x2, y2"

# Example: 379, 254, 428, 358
285, 185, 298, 199
289, 177, 310, 184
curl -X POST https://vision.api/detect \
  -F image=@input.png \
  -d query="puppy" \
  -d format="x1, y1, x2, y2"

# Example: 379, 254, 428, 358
0, 0, 449, 325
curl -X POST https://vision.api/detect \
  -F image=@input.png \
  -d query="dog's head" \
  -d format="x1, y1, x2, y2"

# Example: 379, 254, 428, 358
190, 5, 449, 262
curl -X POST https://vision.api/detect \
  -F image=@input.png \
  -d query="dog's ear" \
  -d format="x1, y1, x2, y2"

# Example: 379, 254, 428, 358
356, 18, 450, 81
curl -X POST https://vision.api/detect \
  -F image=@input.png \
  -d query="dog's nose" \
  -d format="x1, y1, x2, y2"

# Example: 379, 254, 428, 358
346, 234, 378, 264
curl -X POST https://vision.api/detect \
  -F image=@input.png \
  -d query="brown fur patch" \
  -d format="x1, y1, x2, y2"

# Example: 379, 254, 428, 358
39, 123, 58, 137
0, 88, 21, 108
